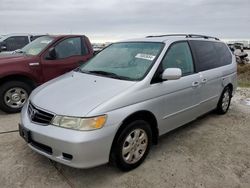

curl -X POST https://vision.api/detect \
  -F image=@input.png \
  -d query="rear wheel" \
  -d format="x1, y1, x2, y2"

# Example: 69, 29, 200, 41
216, 87, 232, 114
0, 81, 32, 113
111, 120, 152, 171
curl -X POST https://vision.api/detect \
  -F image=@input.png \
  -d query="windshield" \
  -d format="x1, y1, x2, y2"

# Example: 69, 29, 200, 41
80, 42, 164, 81
21, 36, 54, 55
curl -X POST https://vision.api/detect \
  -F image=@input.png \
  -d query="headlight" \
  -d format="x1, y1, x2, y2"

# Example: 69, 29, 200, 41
51, 115, 107, 131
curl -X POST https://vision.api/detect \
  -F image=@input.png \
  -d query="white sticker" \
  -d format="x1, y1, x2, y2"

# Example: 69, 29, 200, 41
135, 53, 156, 61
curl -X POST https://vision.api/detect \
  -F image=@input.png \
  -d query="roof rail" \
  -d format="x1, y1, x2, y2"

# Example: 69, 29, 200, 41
146, 34, 188, 38
146, 34, 220, 41
186, 34, 220, 41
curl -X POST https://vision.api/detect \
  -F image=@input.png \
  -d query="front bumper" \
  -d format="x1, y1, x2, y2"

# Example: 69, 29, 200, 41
20, 105, 118, 169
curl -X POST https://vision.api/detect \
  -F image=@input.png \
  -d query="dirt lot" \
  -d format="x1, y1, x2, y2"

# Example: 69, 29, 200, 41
0, 88, 250, 188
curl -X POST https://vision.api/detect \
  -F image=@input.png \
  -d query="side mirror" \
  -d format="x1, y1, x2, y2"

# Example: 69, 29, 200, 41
0, 44, 7, 51
46, 47, 57, 60
161, 68, 182, 80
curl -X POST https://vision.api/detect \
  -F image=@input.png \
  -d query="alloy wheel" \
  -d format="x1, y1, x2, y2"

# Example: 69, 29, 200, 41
4, 87, 28, 109
122, 128, 148, 164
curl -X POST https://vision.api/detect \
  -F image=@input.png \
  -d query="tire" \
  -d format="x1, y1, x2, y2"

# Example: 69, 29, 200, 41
111, 120, 152, 171
0, 81, 32, 113
216, 86, 232, 115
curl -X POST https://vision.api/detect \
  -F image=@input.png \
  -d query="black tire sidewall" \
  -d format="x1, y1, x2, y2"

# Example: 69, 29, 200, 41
217, 87, 232, 114
0, 81, 32, 113
112, 120, 152, 171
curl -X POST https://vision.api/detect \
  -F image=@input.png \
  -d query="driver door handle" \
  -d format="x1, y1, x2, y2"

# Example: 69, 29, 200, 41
192, 81, 200, 87
29, 62, 40, 67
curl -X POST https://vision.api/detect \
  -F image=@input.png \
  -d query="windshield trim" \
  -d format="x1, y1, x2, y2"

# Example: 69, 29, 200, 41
79, 41, 165, 81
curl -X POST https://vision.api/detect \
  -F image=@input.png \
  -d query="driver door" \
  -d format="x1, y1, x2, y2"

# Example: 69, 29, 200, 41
153, 41, 202, 134
41, 37, 89, 82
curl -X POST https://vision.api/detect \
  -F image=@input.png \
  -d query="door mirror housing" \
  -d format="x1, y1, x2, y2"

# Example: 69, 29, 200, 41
46, 47, 57, 60
161, 68, 182, 80
0, 43, 7, 51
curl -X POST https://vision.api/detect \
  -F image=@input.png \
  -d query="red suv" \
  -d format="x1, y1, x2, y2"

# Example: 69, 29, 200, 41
0, 35, 93, 113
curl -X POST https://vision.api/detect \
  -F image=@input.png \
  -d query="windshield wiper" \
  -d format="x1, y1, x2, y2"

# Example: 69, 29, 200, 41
89, 70, 117, 76
87, 70, 132, 80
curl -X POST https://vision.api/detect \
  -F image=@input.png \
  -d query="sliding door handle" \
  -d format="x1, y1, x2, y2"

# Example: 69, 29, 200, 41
201, 78, 207, 84
192, 81, 200, 87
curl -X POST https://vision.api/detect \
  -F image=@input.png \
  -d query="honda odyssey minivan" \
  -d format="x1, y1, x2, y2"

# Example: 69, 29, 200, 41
19, 34, 237, 171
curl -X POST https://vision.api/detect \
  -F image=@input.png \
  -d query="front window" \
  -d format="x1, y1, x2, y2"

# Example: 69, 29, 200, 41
21, 36, 54, 56
79, 42, 164, 81
54, 37, 82, 59
162, 42, 194, 76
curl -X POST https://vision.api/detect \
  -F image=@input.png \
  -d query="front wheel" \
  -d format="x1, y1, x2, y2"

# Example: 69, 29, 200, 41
216, 87, 232, 114
0, 81, 32, 113
111, 120, 152, 171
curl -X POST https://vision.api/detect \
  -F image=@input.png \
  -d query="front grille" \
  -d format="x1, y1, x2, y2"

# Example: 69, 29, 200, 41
28, 103, 54, 125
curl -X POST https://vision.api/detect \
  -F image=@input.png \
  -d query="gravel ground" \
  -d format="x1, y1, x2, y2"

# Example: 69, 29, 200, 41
0, 88, 249, 188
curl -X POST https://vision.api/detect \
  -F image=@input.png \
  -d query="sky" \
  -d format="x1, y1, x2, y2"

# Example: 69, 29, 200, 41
0, 0, 249, 42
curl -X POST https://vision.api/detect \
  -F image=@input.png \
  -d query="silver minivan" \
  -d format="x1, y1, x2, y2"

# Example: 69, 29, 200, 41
19, 34, 237, 171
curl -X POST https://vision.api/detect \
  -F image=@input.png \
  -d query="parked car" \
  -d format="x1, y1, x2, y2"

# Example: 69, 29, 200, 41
19, 34, 237, 171
92, 43, 111, 55
0, 34, 45, 53
0, 35, 93, 113
228, 40, 250, 49
228, 43, 249, 64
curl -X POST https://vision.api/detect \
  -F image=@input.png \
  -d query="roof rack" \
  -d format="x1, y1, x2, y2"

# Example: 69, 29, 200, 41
146, 34, 220, 41
187, 34, 220, 41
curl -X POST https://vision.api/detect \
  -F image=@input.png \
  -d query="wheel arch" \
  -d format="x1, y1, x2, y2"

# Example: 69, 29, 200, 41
0, 74, 37, 89
112, 110, 159, 148
226, 83, 233, 94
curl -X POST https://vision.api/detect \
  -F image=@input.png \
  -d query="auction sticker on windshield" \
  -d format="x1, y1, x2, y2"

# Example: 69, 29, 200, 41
135, 53, 156, 61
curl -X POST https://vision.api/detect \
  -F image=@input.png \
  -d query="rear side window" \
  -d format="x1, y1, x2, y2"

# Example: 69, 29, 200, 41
5, 36, 29, 51
161, 42, 194, 76
189, 40, 232, 72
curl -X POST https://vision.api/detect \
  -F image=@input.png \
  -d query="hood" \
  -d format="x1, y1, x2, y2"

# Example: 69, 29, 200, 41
0, 54, 33, 65
30, 71, 136, 117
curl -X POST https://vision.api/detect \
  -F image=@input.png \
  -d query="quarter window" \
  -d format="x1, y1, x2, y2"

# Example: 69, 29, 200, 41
213, 42, 232, 66
55, 37, 82, 59
162, 42, 194, 76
